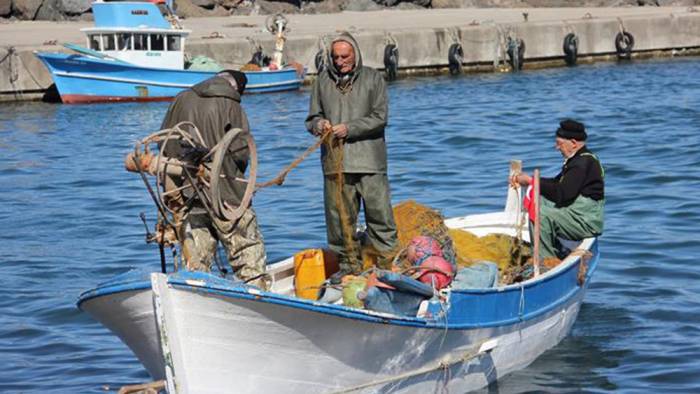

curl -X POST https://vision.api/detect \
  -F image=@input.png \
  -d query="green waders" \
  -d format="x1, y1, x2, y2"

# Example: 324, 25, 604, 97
323, 173, 398, 274
534, 195, 604, 259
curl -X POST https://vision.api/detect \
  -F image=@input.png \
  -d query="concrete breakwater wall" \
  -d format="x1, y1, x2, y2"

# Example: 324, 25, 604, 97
2, 9, 700, 102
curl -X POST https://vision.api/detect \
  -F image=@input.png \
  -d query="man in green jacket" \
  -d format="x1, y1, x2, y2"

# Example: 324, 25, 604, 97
305, 32, 398, 275
512, 119, 604, 259
161, 70, 268, 289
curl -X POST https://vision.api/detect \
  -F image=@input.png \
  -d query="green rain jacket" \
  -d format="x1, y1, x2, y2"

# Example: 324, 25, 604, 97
161, 76, 250, 208
305, 32, 389, 175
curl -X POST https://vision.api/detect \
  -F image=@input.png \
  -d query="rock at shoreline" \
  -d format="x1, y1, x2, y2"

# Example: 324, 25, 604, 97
12, 0, 43, 20
0, 0, 11, 17
4, 0, 700, 21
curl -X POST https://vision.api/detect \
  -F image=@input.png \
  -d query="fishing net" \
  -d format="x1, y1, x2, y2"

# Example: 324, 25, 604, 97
325, 133, 362, 270
449, 229, 530, 272
392, 200, 536, 284
392, 200, 457, 269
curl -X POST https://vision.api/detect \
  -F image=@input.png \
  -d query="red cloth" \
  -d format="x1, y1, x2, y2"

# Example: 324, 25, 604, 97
523, 185, 537, 222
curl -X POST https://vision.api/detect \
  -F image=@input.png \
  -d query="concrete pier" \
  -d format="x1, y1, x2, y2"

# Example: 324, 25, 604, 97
2, 7, 700, 102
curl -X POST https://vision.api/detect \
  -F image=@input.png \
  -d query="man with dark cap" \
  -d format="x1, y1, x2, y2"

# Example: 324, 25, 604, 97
305, 32, 398, 276
511, 119, 604, 259
160, 70, 268, 289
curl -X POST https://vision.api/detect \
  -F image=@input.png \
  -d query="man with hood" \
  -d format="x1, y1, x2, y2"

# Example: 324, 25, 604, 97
161, 70, 268, 289
305, 32, 399, 276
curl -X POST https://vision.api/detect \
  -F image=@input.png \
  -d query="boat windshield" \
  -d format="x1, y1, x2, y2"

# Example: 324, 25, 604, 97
167, 35, 181, 51
102, 34, 116, 51
134, 34, 148, 51
118, 33, 132, 51
151, 34, 165, 51
89, 35, 100, 51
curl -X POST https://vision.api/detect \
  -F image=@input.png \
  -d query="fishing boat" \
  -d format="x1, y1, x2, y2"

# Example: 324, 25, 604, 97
77, 162, 599, 392
34, 0, 304, 104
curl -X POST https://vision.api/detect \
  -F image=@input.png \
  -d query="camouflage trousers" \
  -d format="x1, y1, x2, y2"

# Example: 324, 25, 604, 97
180, 208, 268, 289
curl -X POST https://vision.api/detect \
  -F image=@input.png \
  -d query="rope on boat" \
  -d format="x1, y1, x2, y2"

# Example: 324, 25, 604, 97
129, 122, 334, 272
255, 128, 332, 189
330, 340, 489, 393
570, 249, 592, 286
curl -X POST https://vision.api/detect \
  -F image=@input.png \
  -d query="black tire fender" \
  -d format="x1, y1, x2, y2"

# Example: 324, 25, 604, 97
448, 43, 464, 75
314, 50, 325, 74
383, 44, 399, 81
563, 33, 578, 66
615, 31, 634, 58
563, 33, 578, 55
506, 38, 525, 71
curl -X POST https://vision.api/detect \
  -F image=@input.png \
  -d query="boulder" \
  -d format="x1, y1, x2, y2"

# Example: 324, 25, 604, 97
35, 0, 68, 20
256, 0, 300, 14
301, 0, 346, 13
190, 0, 217, 9
12, 0, 43, 19
344, 0, 383, 11
0, 0, 11, 16
59, 0, 91, 14
656, 0, 700, 4
174, 0, 214, 17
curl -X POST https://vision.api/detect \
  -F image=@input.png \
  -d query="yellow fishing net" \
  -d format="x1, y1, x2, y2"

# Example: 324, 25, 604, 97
392, 200, 532, 282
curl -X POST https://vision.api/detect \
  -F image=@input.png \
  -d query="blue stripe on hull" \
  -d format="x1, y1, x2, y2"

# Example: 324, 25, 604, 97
78, 239, 598, 330
36, 52, 303, 102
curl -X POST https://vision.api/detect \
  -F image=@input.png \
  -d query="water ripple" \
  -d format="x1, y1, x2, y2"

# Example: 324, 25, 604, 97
1, 57, 700, 392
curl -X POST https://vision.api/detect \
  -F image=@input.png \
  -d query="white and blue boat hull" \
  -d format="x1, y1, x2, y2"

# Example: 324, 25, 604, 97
152, 238, 597, 393
35, 52, 304, 104
77, 181, 600, 392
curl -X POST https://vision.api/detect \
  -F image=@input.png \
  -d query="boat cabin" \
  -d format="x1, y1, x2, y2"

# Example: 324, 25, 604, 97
82, 1, 190, 70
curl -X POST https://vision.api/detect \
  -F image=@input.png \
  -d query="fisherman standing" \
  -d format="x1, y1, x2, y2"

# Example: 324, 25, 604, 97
511, 119, 604, 259
305, 32, 399, 276
160, 70, 268, 289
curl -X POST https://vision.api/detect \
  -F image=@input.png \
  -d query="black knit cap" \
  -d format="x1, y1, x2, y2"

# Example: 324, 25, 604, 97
218, 70, 248, 94
556, 119, 587, 141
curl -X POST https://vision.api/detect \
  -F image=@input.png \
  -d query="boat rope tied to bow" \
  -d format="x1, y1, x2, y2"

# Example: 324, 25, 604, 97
331, 339, 497, 393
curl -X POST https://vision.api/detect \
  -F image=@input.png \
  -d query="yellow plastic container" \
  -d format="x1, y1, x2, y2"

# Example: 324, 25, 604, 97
294, 249, 329, 300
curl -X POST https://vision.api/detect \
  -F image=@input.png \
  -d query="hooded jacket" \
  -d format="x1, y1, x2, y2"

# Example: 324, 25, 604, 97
161, 76, 250, 208
305, 32, 389, 174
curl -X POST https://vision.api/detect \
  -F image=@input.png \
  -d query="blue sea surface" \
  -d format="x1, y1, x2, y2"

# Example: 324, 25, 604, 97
1, 57, 699, 393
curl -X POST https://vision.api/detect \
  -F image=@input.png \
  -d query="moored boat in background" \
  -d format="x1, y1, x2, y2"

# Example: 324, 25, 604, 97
34, 0, 304, 104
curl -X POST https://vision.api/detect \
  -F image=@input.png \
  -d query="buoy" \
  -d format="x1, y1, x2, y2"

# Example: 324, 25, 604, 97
417, 256, 454, 290
615, 31, 634, 60
383, 43, 399, 81
506, 38, 525, 71
448, 43, 464, 75
407, 235, 442, 265
314, 49, 326, 73
563, 33, 578, 66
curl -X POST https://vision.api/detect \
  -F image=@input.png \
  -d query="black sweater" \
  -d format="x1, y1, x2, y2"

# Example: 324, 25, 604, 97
540, 147, 604, 208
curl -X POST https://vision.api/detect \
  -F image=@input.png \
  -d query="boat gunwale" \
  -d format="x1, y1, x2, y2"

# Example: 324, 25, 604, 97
161, 241, 598, 330
35, 52, 301, 74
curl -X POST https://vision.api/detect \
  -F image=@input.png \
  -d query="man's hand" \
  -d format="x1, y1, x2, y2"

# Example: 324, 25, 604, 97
510, 172, 532, 188
332, 123, 348, 139
315, 119, 331, 136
